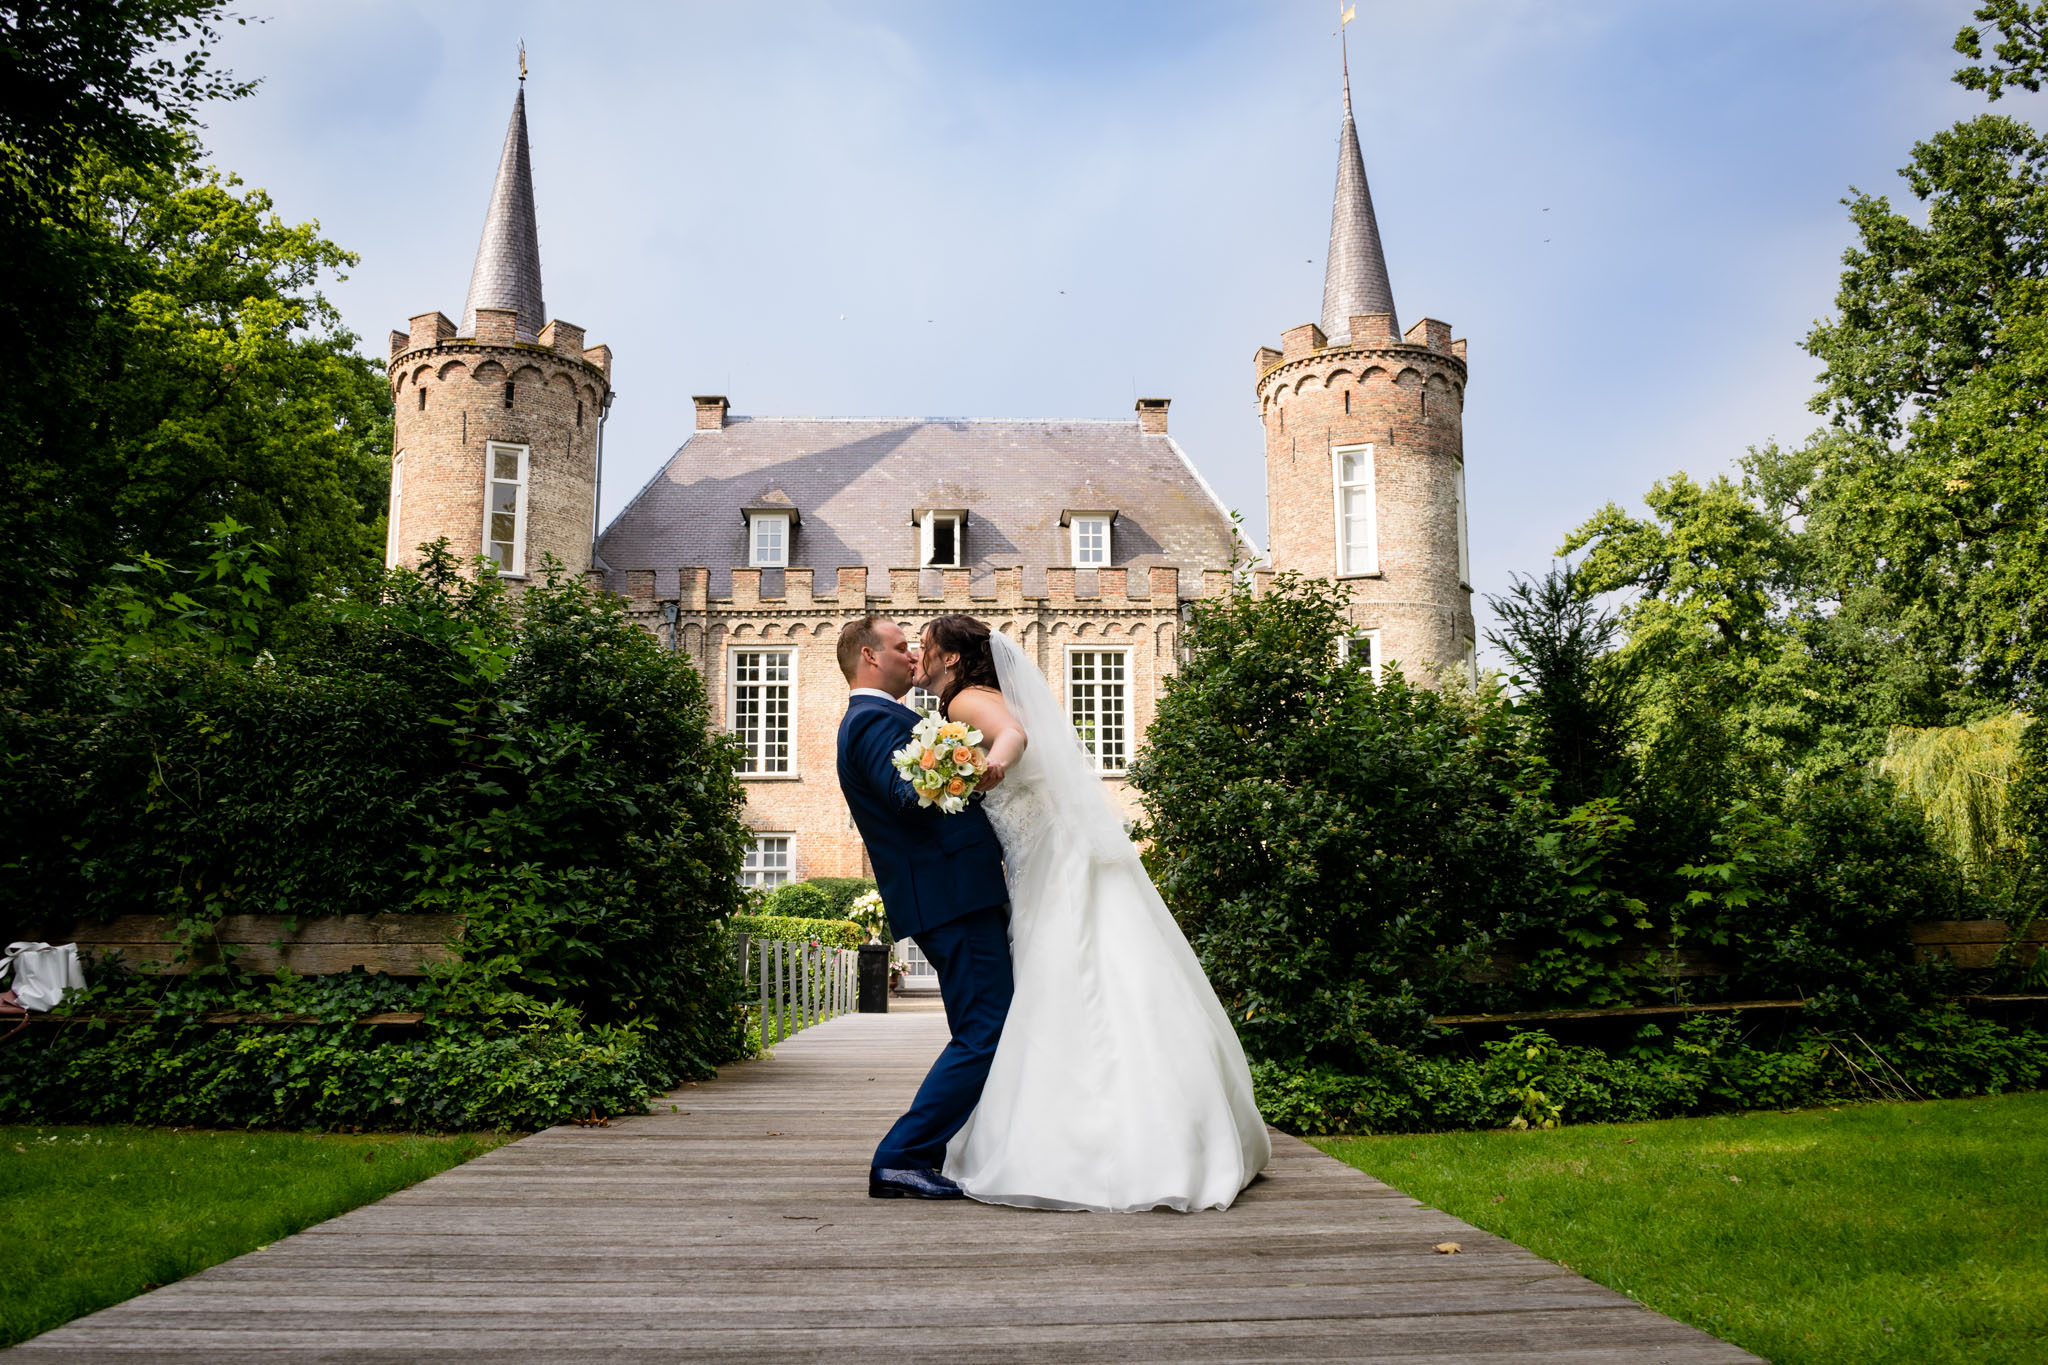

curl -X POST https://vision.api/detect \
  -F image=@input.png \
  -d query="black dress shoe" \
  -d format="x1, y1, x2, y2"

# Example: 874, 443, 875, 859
869, 1167, 967, 1200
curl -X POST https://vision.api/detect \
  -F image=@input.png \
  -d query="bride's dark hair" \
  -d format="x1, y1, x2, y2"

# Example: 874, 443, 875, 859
924, 614, 999, 716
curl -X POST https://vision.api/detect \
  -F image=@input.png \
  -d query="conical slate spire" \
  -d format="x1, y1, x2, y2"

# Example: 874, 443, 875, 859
1319, 61, 1398, 346
460, 85, 545, 341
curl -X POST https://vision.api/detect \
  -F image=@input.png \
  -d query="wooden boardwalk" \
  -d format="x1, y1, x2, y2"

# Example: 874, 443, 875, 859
13, 1002, 1757, 1362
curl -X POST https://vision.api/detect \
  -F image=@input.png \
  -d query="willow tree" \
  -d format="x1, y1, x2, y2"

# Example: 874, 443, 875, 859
1877, 714, 2033, 886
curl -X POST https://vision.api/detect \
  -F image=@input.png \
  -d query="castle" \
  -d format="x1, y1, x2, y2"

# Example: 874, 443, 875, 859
384, 64, 1473, 889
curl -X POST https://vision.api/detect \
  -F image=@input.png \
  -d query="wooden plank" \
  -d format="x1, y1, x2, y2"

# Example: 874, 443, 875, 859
8, 1008, 1758, 1364
1434, 999, 1805, 1027
1909, 917, 2045, 968
64, 914, 461, 976
1462, 946, 1732, 984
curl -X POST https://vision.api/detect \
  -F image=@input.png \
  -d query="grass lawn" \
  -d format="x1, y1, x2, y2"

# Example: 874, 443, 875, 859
1314, 1091, 2048, 1365
3, 1125, 510, 1348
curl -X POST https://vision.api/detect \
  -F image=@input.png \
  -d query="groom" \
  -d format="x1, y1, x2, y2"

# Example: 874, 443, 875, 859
835, 615, 1013, 1200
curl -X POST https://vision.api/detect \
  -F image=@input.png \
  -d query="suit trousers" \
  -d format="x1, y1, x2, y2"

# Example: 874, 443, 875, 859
872, 902, 1014, 1171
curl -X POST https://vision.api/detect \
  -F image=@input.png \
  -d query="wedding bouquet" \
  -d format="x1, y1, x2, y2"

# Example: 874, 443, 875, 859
891, 715, 988, 814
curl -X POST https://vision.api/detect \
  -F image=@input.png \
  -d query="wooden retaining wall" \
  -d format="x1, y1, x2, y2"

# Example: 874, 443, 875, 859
62, 914, 462, 977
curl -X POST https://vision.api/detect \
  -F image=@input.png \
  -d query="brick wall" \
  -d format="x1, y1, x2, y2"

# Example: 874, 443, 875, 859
387, 317, 612, 581
616, 566, 1220, 879
1255, 315, 1476, 680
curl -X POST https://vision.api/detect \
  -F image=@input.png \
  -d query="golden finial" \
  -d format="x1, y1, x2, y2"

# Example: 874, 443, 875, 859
519, 40, 528, 83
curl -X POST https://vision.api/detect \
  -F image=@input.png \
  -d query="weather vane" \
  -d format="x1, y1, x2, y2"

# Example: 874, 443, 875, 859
1336, 4, 1356, 106
519, 40, 527, 83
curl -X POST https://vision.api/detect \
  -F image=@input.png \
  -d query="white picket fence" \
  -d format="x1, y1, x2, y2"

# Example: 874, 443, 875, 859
736, 935, 859, 1048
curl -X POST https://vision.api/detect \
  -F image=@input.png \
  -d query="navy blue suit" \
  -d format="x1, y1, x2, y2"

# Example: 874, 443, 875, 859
837, 692, 1013, 1171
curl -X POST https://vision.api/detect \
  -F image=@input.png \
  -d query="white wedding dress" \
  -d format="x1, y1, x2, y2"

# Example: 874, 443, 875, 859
942, 633, 1271, 1212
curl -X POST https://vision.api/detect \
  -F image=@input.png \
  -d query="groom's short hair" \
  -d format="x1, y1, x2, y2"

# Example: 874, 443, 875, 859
838, 615, 887, 681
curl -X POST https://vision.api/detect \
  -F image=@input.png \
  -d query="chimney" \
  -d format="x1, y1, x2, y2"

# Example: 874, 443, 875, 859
1135, 397, 1170, 435
694, 395, 729, 431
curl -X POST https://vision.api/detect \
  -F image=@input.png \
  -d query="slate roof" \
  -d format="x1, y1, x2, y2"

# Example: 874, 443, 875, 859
459, 85, 546, 341
1320, 69, 1398, 345
597, 417, 1247, 599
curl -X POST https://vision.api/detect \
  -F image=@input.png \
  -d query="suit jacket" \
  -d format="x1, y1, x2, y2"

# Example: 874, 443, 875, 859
836, 693, 1008, 940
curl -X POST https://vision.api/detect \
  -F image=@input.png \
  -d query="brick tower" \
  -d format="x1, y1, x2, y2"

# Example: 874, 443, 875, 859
384, 78, 613, 581
1255, 47, 1474, 682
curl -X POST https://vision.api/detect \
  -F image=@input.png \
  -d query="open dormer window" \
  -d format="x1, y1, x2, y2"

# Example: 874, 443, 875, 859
1061, 509, 1116, 567
749, 512, 789, 567
920, 510, 965, 568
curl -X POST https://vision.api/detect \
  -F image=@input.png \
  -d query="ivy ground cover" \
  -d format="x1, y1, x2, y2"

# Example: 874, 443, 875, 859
1315, 1092, 2048, 1365
3, 1125, 509, 1348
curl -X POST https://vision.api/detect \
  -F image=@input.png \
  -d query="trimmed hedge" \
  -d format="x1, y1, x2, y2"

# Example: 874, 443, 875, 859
730, 913, 864, 950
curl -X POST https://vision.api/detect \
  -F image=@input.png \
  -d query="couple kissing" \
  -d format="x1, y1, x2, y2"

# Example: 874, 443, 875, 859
835, 613, 1269, 1213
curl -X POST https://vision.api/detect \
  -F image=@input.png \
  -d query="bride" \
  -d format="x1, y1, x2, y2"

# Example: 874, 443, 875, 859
913, 613, 1271, 1213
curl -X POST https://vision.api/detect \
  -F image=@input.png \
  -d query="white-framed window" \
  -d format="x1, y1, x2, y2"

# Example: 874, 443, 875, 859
1454, 459, 1471, 586
386, 450, 405, 568
921, 512, 963, 567
1070, 515, 1111, 566
1339, 631, 1383, 684
729, 648, 794, 775
1066, 648, 1129, 773
1332, 443, 1377, 575
482, 441, 530, 575
749, 512, 789, 568
741, 833, 794, 888
907, 686, 941, 717
1463, 635, 1478, 686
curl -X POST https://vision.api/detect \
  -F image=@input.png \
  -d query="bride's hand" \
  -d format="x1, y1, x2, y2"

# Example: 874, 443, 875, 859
979, 758, 1006, 791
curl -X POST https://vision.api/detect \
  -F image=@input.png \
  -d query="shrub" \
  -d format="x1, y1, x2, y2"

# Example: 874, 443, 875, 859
1249, 1011, 2048, 1135
759, 877, 879, 922
0, 1017, 665, 1131
1129, 571, 1554, 1064
0, 543, 757, 1121
1680, 779, 1978, 1028
0, 969, 670, 1130
730, 914, 864, 950
800, 876, 881, 919
760, 881, 834, 920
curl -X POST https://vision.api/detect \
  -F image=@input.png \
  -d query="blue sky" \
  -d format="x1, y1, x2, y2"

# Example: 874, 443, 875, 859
195, 1, 2026, 644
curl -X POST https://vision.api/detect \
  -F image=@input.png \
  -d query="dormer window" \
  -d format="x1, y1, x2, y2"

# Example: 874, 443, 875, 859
919, 510, 966, 568
750, 513, 789, 567
1061, 510, 1117, 567
742, 494, 800, 569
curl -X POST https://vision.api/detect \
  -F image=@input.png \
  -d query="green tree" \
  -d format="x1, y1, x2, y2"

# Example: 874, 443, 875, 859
1560, 468, 1825, 773
0, 3, 386, 629
1129, 572, 1551, 1066
1955, 1, 2048, 100
1484, 565, 1637, 809
1798, 115, 2048, 698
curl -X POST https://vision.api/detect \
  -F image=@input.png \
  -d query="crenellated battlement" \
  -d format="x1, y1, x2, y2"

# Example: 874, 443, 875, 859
603, 563, 1236, 617
387, 309, 613, 385
1256, 314, 1465, 391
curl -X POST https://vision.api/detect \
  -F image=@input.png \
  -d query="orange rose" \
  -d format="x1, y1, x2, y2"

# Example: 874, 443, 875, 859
946, 777, 967, 795
952, 746, 974, 765
919, 749, 939, 770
